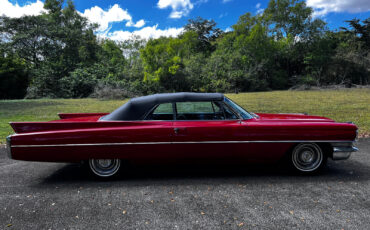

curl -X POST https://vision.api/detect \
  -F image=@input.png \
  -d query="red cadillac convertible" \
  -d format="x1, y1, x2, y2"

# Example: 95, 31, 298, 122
6, 93, 358, 177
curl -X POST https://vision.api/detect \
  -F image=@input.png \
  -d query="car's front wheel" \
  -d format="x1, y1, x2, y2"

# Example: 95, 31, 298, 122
89, 159, 121, 178
290, 143, 327, 174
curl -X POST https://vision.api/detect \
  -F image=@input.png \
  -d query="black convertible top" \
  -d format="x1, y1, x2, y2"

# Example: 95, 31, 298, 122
101, 92, 225, 121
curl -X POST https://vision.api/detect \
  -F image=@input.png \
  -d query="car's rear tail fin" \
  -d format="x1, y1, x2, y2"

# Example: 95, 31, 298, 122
9, 122, 106, 134
58, 113, 108, 119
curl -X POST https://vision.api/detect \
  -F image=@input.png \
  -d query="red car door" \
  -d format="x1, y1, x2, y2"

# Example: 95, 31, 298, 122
171, 101, 241, 158
172, 120, 241, 158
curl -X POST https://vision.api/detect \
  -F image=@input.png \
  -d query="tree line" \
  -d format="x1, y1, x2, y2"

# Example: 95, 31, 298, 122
0, 0, 369, 99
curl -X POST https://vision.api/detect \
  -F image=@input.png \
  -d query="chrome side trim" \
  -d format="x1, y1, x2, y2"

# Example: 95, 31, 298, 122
277, 113, 308, 115
6, 135, 12, 159
11, 140, 355, 148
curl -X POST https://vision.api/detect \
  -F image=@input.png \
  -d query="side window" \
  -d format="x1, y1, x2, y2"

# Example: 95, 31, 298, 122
145, 103, 173, 120
176, 101, 225, 120
222, 104, 238, 119
214, 101, 238, 120
177, 102, 213, 113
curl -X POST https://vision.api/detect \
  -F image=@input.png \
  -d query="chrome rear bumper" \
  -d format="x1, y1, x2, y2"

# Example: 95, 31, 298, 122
331, 142, 358, 160
6, 135, 12, 159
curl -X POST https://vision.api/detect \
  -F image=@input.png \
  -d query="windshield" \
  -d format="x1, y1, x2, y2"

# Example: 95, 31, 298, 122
224, 97, 254, 120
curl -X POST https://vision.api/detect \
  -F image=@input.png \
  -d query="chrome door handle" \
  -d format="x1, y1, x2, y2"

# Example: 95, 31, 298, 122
174, 127, 186, 134
174, 128, 179, 134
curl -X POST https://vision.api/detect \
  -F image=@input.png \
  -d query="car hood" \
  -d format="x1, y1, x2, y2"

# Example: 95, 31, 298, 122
254, 113, 335, 122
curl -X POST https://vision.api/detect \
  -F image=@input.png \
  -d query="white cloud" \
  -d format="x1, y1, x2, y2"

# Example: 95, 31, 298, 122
104, 25, 184, 41
306, 0, 370, 17
1, 1, 146, 32
195, 0, 209, 5
219, 12, 228, 18
222, 0, 233, 3
256, 9, 264, 14
255, 2, 264, 15
0, 0, 45, 18
82, 4, 137, 32
134, 19, 146, 28
224, 27, 232, 32
157, 0, 194, 18
1, 0, 181, 42
126, 19, 146, 28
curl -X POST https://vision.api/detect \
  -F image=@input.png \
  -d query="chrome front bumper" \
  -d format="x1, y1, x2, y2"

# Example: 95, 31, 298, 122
331, 142, 358, 160
6, 135, 12, 159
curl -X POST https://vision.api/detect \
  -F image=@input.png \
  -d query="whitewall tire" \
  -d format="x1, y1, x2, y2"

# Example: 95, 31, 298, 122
89, 159, 121, 177
290, 143, 326, 173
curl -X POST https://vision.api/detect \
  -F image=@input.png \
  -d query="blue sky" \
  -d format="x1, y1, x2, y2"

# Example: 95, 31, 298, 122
1, 0, 370, 41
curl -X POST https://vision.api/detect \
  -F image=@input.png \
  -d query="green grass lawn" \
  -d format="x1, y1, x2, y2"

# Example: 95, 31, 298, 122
1, 88, 369, 143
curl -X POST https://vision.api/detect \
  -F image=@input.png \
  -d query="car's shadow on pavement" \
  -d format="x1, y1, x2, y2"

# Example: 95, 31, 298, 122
39, 158, 370, 187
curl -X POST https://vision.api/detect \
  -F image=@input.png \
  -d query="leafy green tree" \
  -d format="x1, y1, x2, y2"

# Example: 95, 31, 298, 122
183, 17, 223, 54
0, 16, 48, 68
344, 18, 370, 50
263, 0, 327, 85
120, 36, 145, 81
331, 19, 370, 85
140, 37, 189, 91
25, 0, 99, 97
264, 0, 325, 39
0, 53, 29, 99
303, 33, 337, 85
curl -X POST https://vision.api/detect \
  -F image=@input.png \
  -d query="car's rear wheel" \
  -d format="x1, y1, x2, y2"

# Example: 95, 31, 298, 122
290, 143, 326, 174
89, 159, 121, 178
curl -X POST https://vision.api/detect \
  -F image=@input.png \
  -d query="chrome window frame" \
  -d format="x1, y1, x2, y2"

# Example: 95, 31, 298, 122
143, 101, 241, 121
223, 97, 254, 120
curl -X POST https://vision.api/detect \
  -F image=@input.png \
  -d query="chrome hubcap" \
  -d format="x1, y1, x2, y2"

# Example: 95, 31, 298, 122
301, 151, 314, 163
97, 159, 113, 168
292, 143, 323, 172
89, 159, 121, 177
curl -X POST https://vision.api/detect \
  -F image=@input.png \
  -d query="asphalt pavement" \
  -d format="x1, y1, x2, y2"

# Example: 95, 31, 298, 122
0, 139, 369, 229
